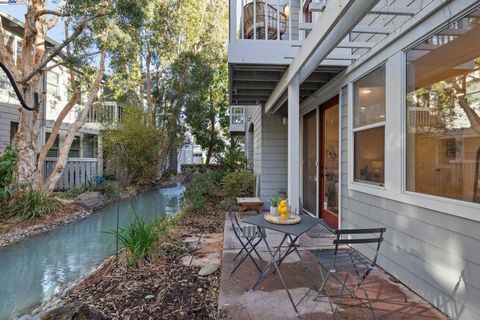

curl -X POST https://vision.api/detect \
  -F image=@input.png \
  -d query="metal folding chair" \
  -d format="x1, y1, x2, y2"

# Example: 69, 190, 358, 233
309, 227, 386, 319
228, 204, 266, 276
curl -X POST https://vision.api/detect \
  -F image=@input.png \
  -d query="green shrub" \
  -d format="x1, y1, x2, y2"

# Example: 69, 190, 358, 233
0, 144, 18, 201
104, 106, 165, 185
112, 216, 173, 269
1, 188, 61, 220
215, 147, 246, 174
222, 170, 255, 200
64, 180, 118, 199
183, 170, 224, 210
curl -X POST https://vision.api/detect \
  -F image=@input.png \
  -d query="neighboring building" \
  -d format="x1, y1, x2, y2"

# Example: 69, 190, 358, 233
228, 1, 480, 319
176, 133, 208, 173
0, 11, 121, 190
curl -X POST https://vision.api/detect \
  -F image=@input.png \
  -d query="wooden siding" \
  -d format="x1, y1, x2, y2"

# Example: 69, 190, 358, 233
0, 102, 19, 149
245, 105, 287, 208
340, 86, 480, 320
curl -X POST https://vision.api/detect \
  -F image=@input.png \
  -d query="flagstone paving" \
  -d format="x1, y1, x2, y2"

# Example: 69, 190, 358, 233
218, 212, 449, 320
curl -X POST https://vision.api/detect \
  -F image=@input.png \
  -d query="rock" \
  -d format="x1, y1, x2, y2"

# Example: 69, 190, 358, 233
75, 192, 106, 210
145, 294, 155, 300
39, 303, 109, 320
198, 264, 219, 276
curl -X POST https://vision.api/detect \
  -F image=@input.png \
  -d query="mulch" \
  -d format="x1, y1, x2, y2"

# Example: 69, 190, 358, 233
62, 199, 230, 320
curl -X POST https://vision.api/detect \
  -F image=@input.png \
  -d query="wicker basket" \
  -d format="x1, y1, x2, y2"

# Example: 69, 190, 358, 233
243, 1, 287, 40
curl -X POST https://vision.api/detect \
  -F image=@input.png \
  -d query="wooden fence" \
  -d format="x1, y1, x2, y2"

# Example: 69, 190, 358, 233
44, 158, 98, 191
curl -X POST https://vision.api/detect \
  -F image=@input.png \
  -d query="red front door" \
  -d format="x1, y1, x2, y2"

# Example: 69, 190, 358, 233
319, 97, 339, 229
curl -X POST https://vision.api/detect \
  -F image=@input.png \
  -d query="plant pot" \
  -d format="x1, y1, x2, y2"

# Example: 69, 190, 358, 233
270, 206, 277, 216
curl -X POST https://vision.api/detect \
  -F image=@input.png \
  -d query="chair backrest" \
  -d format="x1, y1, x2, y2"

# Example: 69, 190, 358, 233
227, 202, 265, 239
333, 228, 386, 266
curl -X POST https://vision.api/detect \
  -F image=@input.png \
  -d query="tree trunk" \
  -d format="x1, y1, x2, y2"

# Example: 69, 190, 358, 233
14, 1, 47, 188
145, 50, 153, 121
44, 47, 107, 191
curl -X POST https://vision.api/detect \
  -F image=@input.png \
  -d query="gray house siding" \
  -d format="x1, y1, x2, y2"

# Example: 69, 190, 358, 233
245, 106, 287, 208
339, 86, 480, 320
0, 102, 19, 149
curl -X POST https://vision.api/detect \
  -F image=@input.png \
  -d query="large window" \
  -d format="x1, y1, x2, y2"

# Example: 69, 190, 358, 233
406, 9, 480, 204
353, 65, 386, 185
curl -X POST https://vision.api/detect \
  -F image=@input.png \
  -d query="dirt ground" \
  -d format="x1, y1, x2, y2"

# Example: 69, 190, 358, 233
62, 200, 229, 320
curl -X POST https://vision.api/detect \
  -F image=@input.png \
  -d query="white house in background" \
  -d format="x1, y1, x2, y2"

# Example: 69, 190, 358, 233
229, 0, 480, 319
176, 133, 208, 173
0, 11, 121, 190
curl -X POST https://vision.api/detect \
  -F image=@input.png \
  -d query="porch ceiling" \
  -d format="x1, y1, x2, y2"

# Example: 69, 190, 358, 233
229, 64, 344, 106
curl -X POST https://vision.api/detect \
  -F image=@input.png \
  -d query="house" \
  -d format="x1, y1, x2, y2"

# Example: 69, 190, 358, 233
228, 0, 480, 319
0, 11, 121, 190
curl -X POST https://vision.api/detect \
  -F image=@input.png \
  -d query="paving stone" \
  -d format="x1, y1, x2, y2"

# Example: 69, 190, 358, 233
199, 264, 219, 276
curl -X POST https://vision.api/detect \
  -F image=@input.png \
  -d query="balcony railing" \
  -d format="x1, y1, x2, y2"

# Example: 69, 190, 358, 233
231, 0, 299, 42
229, 106, 246, 134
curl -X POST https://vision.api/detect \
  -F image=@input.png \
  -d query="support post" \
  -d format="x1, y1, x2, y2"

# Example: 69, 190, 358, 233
288, 74, 300, 213
97, 133, 104, 176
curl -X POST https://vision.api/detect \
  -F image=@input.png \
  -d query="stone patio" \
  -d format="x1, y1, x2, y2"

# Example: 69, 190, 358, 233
218, 212, 449, 320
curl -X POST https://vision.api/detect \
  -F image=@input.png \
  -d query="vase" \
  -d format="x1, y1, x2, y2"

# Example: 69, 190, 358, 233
270, 206, 277, 216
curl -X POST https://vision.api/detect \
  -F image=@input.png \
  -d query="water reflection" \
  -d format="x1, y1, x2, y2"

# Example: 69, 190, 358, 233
0, 185, 184, 319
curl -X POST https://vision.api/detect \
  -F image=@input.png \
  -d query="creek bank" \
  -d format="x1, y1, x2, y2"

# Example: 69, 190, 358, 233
39, 200, 228, 320
0, 175, 186, 249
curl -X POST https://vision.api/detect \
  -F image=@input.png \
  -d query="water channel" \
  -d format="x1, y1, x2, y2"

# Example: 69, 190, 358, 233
0, 185, 185, 319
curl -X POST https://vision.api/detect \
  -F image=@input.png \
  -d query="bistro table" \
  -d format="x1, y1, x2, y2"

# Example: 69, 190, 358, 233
242, 213, 321, 314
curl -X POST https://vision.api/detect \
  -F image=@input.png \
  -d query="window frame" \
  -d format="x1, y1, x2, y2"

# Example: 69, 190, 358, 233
351, 63, 387, 187
47, 71, 60, 99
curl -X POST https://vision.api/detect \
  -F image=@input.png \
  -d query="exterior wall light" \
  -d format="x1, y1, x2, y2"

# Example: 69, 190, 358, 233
282, 115, 288, 125
283, 4, 290, 16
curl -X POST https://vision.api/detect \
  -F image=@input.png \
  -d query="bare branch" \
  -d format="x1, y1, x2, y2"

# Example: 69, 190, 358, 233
35, 10, 71, 18
19, 13, 106, 85
44, 45, 109, 190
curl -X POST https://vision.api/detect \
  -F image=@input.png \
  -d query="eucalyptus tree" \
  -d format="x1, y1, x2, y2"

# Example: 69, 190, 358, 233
0, 0, 133, 191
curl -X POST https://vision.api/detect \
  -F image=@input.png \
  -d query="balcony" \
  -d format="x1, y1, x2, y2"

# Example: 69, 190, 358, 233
229, 0, 302, 65
229, 106, 246, 135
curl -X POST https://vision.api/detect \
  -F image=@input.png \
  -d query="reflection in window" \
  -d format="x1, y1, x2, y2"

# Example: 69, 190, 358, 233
353, 64, 386, 185
406, 9, 480, 203
45, 132, 59, 158
69, 136, 80, 158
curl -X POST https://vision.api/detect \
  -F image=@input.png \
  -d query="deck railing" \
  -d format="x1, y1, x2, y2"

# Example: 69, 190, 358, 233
229, 106, 246, 134
231, 0, 299, 42
44, 158, 98, 191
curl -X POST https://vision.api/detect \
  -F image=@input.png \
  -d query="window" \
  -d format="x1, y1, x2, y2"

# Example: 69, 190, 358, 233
69, 136, 80, 158
3, 35, 14, 56
16, 40, 22, 68
47, 71, 60, 99
406, 9, 480, 204
45, 132, 59, 158
10, 122, 18, 143
83, 134, 96, 158
353, 65, 386, 185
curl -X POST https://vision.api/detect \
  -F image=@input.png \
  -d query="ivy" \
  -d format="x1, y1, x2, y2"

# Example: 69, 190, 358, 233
0, 144, 18, 200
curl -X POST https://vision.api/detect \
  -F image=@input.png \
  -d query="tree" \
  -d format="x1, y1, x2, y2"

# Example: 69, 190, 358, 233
179, 53, 228, 164
0, 0, 115, 191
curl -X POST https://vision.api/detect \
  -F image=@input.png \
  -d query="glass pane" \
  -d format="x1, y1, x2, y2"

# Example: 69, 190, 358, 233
353, 65, 386, 128
323, 104, 339, 214
406, 9, 480, 204
303, 110, 317, 214
354, 126, 385, 184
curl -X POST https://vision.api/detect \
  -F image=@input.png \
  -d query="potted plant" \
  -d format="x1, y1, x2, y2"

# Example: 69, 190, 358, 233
270, 197, 279, 216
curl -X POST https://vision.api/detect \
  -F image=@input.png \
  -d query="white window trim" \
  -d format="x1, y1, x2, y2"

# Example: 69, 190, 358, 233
349, 63, 387, 188
347, 50, 480, 222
